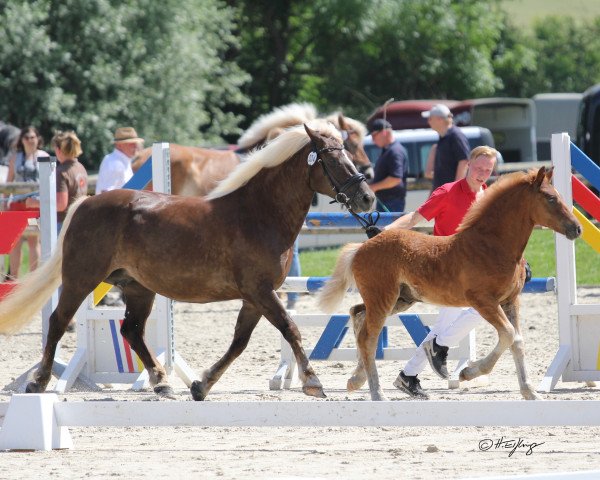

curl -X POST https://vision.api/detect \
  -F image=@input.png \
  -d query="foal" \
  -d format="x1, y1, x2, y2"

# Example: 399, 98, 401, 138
318, 167, 581, 401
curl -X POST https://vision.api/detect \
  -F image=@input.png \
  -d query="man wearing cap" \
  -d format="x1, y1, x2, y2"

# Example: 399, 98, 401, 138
95, 127, 144, 194
422, 104, 470, 191
368, 118, 408, 213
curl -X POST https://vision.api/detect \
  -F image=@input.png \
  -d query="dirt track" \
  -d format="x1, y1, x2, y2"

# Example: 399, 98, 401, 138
1, 288, 600, 480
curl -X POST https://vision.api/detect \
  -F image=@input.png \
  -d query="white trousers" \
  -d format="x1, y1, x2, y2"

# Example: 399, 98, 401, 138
403, 306, 482, 377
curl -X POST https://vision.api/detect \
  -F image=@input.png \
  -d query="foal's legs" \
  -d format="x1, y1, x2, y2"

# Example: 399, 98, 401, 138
459, 301, 515, 383
502, 300, 541, 400
190, 301, 261, 401
347, 296, 414, 392
252, 289, 325, 398
119, 282, 174, 398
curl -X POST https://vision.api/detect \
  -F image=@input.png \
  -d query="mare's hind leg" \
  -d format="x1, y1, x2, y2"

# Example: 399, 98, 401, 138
26, 283, 93, 394
252, 289, 325, 398
119, 282, 173, 399
503, 299, 541, 400
190, 301, 261, 401
347, 293, 415, 392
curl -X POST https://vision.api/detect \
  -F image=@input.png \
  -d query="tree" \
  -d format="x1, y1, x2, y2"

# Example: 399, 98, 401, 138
0, 0, 249, 169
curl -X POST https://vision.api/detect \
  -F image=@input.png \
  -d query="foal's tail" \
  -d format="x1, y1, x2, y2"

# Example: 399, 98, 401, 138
0, 196, 88, 334
317, 243, 361, 313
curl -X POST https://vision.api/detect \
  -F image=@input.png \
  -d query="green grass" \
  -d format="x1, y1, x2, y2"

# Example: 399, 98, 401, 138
501, 0, 600, 29
300, 229, 599, 286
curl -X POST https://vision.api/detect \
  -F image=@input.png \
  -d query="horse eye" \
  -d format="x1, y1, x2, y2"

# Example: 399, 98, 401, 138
547, 196, 557, 204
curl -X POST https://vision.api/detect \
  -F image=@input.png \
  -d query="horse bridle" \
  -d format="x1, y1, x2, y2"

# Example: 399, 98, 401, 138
309, 142, 366, 205
308, 142, 379, 230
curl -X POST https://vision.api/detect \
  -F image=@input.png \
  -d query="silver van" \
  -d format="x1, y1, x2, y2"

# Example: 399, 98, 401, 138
363, 126, 498, 178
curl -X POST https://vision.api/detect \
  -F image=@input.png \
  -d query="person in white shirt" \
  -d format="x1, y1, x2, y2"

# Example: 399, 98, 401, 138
95, 127, 144, 194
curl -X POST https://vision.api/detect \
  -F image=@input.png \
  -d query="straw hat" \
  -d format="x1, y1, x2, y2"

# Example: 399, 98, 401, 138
113, 127, 143, 143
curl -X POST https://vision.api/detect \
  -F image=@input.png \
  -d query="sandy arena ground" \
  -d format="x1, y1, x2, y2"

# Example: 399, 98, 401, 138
1, 287, 600, 480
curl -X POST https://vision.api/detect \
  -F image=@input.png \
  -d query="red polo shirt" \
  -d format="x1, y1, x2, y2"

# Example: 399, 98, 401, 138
417, 178, 485, 236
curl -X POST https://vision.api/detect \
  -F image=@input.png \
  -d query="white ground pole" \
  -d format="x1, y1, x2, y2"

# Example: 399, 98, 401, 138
54, 143, 196, 393
539, 133, 600, 391
2, 394, 600, 451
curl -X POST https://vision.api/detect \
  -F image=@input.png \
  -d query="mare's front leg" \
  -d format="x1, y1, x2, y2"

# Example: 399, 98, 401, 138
26, 287, 90, 394
190, 301, 261, 401
503, 299, 541, 400
459, 301, 515, 383
253, 289, 325, 398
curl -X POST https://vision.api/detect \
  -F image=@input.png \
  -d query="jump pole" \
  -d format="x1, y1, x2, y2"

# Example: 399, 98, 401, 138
55, 143, 196, 393
2, 393, 600, 451
539, 133, 600, 391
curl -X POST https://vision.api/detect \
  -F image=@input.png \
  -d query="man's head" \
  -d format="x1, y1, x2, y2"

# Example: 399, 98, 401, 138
466, 145, 498, 188
113, 127, 144, 158
368, 118, 393, 148
421, 104, 453, 134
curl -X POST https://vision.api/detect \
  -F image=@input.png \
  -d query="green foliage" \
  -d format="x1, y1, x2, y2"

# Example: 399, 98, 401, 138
0, 0, 249, 169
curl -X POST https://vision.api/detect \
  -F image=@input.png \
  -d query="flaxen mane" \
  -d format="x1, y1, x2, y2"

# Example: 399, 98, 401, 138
457, 170, 533, 232
326, 113, 367, 139
207, 120, 342, 200
237, 103, 318, 150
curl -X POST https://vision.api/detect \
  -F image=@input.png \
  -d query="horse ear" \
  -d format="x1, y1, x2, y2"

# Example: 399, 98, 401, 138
534, 166, 547, 188
338, 114, 348, 130
304, 123, 320, 143
545, 166, 554, 182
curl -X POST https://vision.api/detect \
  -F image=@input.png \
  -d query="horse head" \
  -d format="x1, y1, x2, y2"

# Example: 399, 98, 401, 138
530, 166, 582, 240
304, 123, 375, 213
337, 114, 371, 167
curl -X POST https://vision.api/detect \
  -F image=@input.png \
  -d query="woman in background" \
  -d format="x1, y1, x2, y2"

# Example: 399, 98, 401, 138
26, 130, 88, 232
6, 126, 48, 277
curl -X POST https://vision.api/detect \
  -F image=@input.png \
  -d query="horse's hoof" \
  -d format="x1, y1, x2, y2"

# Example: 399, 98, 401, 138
302, 385, 326, 398
523, 391, 543, 401
25, 382, 43, 393
154, 383, 176, 399
459, 367, 475, 382
190, 380, 206, 401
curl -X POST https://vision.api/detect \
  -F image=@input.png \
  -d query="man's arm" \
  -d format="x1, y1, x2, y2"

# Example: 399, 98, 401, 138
424, 144, 437, 180
454, 159, 468, 181
369, 175, 402, 192
384, 210, 425, 231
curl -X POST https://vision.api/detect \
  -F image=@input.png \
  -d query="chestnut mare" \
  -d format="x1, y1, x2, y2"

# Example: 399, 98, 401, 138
0, 122, 375, 400
318, 167, 582, 401
131, 103, 371, 196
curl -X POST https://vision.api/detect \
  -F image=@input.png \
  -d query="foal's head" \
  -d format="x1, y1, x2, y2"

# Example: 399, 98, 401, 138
304, 123, 375, 213
528, 167, 582, 240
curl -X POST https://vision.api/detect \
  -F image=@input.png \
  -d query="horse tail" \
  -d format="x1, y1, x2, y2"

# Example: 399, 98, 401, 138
0, 195, 88, 334
317, 243, 361, 313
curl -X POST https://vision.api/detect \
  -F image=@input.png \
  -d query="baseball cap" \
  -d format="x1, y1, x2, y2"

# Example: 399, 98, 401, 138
421, 104, 453, 119
368, 118, 393, 135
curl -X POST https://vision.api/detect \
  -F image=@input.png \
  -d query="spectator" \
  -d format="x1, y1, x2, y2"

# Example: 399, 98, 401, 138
368, 119, 408, 213
6, 126, 49, 277
422, 104, 470, 191
95, 127, 143, 194
26, 131, 88, 232
384, 145, 499, 399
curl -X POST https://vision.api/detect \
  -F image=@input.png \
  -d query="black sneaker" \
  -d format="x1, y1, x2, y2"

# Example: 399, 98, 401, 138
393, 371, 429, 399
423, 337, 449, 379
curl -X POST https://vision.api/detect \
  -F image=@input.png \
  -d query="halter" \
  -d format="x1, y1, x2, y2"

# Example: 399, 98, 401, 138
309, 142, 379, 230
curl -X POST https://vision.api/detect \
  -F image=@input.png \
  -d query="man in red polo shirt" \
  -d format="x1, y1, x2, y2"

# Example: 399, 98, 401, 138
382, 145, 498, 399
